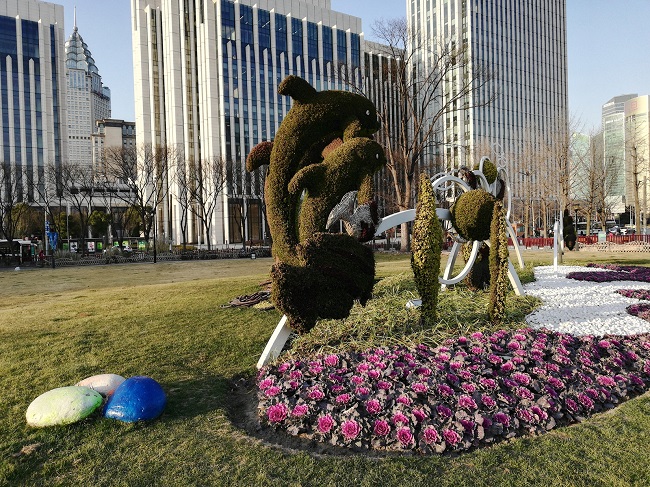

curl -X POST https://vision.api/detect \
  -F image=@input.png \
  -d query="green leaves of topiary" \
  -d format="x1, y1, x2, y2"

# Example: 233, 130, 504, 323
411, 176, 443, 326
488, 200, 509, 324
474, 158, 498, 184
450, 189, 496, 242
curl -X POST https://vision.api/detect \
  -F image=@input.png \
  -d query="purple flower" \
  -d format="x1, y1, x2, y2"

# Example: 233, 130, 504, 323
516, 408, 534, 423
501, 362, 514, 373
515, 387, 534, 400
412, 382, 428, 394
367, 369, 380, 379
351, 375, 364, 385
289, 370, 302, 379
365, 399, 382, 414
565, 398, 579, 413
487, 354, 503, 365
341, 420, 361, 440
512, 372, 531, 386
530, 405, 548, 421
513, 333, 527, 341
481, 395, 496, 408
309, 364, 323, 375
479, 378, 497, 390
458, 395, 478, 410
436, 405, 453, 418
442, 429, 461, 446
460, 419, 475, 432
494, 412, 511, 427
470, 332, 484, 340
413, 408, 426, 422
547, 377, 565, 389
507, 341, 521, 351
438, 384, 454, 396
437, 352, 451, 362
277, 363, 290, 373
355, 386, 370, 396
292, 404, 309, 417
578, 394, 594, 410
373, 419, 390, 436
267, 403, 288, 423
471, 346, 484, 355
397, 427, 414, 446
598, 340, 612, 349
461, 382, 476, 394
422, 426, 440, 444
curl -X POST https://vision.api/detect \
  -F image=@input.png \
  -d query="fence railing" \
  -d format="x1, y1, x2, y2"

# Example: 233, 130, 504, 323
508, 234, 650, 248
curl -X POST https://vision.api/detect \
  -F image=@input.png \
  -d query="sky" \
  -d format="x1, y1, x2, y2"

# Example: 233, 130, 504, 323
52, 0, 650, 132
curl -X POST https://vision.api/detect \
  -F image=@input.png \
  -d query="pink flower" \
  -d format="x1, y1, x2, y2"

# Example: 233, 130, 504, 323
355, 386, 370, 396
578, 394, 594, 410
265, 386, 281, 397
487, 354, 503, 365
437, 352, 451, 362
547, 377, 565, 389
501, 361, 514, 373
565, 398, 579, 413
516, 408, 534, 423
291, 404, 308, 417
341, 419, 361, 440
277, 363, 290, 373
442, 429, 461, 446
531, 405, 548, 421
397, 395, 412, 405
412, 382, 428, 394
413, 408, 426, 422
416, 367, 432, 377
507, 341, 521, 351
367, 369, 380, 379
598, 340, 611, 349
479, 378, 497, 390
461, 382, 476, 394
267, 403, 288, 423
422, 426, 440, 444
397, 427, 414, 446
365, 399, 382, 414
470, 332, 484, 340
373, 419, 390, 436
460, 419, 474, 432
335, 393, 351, 404
392, 412, 409, 425
513, 333, 527, 341
317, 415, 334, 433
458, 395, 478, 410
308, 388, 325, 401
351, 375, 364, 385
259, 378, 274, 390
324, 354, 339, 366
515, 387, 534, 400
471, 346, 484, 355
597, 376, 616, 387
377, 380, 392, 390
309, 364, 323, 374
289, 370, 302, 379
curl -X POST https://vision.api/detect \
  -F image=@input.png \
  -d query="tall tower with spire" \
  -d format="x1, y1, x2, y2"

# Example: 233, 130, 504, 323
65, 8, 111, 170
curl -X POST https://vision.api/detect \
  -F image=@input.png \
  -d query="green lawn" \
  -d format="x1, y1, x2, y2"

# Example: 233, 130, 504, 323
1, 252, 649, 486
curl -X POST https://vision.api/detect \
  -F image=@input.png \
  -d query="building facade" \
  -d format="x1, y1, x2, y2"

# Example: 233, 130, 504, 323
407, 0, 569, 198
131, 0, 367, 246
0, 0, 67, 202
91, 118, 136, 178
624, 95, 650, 228
65, 10, 111, 170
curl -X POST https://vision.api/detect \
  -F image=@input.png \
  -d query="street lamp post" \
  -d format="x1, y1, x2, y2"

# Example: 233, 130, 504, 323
152, 207, 157, 264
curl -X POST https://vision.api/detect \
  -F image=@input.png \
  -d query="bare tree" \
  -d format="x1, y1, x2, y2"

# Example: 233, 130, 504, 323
366, 18, 495, 251
625, 115, 649, 233
0, 162, 29, 243
104, 144, 172, 249
187, 155, 228, 250
56, 160, 97, 254
171, 154, 191, 251
227, 160, 265, 249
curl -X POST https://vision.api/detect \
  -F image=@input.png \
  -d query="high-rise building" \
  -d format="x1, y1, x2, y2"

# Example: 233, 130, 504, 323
602, 94, 636, 212
407, 0, 569, 196
132, 0, 367, 246
92, 118, 136, 179
624, 95, 650, 227
0, 0, 67, 202
65, 9, 111, 169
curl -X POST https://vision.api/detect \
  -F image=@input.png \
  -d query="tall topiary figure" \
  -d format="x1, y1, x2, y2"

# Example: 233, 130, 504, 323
246, 76, 385, 333
411, 175, 443, 326
563, 209, 577, 250
488, 200, 509, 323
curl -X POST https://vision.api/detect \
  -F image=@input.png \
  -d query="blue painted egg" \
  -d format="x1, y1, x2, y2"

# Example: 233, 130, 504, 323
103, 376, 166, 422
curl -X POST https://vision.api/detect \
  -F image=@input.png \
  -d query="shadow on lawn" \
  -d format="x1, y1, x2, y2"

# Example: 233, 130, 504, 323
163, 375, 233, 419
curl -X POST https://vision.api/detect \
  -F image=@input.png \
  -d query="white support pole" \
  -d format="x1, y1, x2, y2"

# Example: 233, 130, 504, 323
257, 315, 292, 369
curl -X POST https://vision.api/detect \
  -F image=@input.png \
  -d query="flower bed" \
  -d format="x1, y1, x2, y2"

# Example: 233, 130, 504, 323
566, 264, 650, 283
258, 328, 650, 454
627, 304, 650, 322
616, 289, 650, 301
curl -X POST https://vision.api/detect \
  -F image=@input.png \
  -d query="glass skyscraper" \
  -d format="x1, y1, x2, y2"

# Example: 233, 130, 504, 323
0, 0, 67, 202
407, 0, 569, 197
132, 0, 365, 246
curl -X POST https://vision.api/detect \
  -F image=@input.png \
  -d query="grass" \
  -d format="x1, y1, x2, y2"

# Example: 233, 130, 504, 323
1, 251, 649, 486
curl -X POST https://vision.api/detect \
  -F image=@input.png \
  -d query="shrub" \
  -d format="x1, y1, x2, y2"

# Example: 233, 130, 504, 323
411, 175, 443, 326
488, 200, 509, 324
450, 189, 496, 242
474, 158, 498, 184
462, 242, 490, 291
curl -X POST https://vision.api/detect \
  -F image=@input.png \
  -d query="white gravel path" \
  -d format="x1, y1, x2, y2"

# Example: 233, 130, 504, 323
524, 265, 650, 336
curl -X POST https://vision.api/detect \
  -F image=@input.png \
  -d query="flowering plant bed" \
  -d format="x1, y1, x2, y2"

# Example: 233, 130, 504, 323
566, 264, 650, 283
616, 289, 650, 301
258, 328, 650, 454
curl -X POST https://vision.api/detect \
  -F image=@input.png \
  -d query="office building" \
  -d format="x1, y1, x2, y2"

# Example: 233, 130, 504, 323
65, 9, 111, 169
132, 0, 366, 246
407, 0, 569, 198
91, 118, 136, 179
0, 0, 67, 202
624, 95, 650, 227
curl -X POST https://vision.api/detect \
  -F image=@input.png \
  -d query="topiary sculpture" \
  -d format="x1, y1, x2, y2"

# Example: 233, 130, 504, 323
462, 241, 490, 291
247, 76, 385, 334
411, 174, 443, 326
450, 189, 496, 242
563, 209, 577, 251
488, 200, 510, 323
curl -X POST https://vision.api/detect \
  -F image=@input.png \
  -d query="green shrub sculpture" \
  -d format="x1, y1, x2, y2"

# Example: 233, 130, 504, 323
450, 189, 496, 241
411, 175, 443, 326
246, 76, 385, 333
246, 75, 380, 266
563, 209, 577, 251
462, 242, 490, 290
473, 158, 498, 184
488, 200, 509, 323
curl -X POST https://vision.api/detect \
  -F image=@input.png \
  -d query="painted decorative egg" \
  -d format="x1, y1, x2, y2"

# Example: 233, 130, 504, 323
76, 374, 126, 397
26, 386, 103, 427
103, 376, 166, 422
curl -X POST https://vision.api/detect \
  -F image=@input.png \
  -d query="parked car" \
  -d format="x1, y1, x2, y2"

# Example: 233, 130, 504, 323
621, 227, 635, 235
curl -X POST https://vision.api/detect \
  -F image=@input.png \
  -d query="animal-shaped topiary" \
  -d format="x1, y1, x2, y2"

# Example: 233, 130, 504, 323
288, 137, 386, 242
450, 189, 496, 242
246, 75, 380, 266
